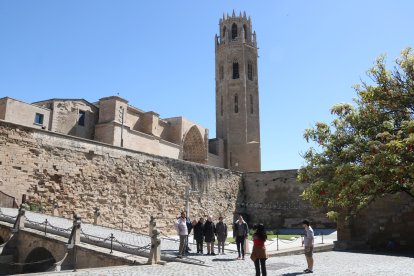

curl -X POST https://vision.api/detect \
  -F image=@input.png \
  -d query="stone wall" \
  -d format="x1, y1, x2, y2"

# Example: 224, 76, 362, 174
240, 170, 334, 229
335, 192, 414, 250
0, 120, 242, 233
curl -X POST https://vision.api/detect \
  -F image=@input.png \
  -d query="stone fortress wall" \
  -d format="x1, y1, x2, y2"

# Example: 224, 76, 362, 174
239, 170, 334, 229
0, 120, 330, 233
0, 120, 241, 233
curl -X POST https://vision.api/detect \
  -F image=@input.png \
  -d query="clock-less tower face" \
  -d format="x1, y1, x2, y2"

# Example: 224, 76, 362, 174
215, 11, 261, 172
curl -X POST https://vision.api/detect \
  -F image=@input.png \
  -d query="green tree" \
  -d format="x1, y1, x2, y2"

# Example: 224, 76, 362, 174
298, 48, 414, 219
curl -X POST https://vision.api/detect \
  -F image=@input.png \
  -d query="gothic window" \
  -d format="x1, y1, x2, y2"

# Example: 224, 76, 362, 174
232, 62, 239, 79
220, 95, 223, 116
250, 94, 254, 114
231, 23, 238, 39
78, 110, 86, 126
219, 65, 224, 80
243, 24, 247, 39
223, 26, 226, 38
248, 62, 253, 80
183, 126, 207, 164
234, 94, 239, 113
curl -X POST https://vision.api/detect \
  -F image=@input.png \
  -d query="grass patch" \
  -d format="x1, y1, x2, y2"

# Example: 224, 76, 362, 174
226, 234, 300, 244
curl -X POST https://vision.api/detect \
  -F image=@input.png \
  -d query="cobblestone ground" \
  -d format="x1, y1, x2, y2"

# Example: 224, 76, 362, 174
3, 209, 412, 275
27, 251, 414, 276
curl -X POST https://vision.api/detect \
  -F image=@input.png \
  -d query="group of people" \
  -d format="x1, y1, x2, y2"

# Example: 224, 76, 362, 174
175, 211, 232, 257
175, 212, 315, 275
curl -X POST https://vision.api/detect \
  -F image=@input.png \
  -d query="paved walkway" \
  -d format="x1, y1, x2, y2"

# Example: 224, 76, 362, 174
24, 251, 414, 275
0, 208, 335, 263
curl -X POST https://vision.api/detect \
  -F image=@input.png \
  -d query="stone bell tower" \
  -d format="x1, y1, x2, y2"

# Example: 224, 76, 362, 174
215, 11, 261, 172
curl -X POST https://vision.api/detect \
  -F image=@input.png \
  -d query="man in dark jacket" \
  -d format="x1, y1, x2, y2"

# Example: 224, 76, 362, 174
233, 215, 249, 260
204, 215, 216, 255
216, 216, 228, 254
193, 217, 205, 254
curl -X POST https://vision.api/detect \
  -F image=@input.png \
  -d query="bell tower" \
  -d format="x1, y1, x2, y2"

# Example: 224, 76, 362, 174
215, 11, 261, 172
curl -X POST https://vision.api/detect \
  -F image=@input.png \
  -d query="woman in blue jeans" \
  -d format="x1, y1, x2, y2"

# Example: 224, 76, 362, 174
233, 215, 249, 259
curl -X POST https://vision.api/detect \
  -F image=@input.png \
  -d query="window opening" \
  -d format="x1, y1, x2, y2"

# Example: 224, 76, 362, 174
219, 65, 224, 80
250, 94, 254, 114
248, 63, 253, 80
234, 94, 239, 113
220, 95, 223, 116
34, 113, 44, 125
231, 23, 238, 39
232, 62, 239, 79
78, 110, 86, 126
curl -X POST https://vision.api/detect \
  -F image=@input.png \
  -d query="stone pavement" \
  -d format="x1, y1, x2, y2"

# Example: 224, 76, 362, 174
24, 251, 414, 275
1, 208, 413, 275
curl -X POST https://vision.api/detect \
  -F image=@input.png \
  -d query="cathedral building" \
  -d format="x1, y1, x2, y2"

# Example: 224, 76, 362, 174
0, 11, 261, 172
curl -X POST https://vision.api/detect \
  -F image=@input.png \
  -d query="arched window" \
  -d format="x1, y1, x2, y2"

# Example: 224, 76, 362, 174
234, 94, 239, 113
220, 95, 223, 116
250, 94, 254, 114
223, 26, 227, 38
247, 62, 253, 80
243, 24, 247, 39
219, 65, 224, 80
231, 23, 238, 39
232, 62, 239, 79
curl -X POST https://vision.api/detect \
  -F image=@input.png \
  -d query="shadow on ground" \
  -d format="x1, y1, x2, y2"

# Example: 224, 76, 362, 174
211, 258, 238, 262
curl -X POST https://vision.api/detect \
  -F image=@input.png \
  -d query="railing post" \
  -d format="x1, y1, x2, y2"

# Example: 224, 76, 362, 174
149, 216, 155, 236
110, 233, 114, 254
52, 201, 59, 216
44, 219, 48, 236
147, 216, 161, 264
67, 213, 81, 272
93, 207, 101, 225
321, 231, 324, 244
121, 219, 124, 231
73, 215, 81, 245
12, 206, 26, 232
277, 233, 279, 251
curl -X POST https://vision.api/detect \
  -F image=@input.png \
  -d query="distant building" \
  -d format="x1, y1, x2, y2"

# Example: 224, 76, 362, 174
0, 11, 261, 172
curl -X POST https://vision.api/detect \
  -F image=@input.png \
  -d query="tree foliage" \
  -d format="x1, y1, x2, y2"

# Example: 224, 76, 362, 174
298, 48, 414, 218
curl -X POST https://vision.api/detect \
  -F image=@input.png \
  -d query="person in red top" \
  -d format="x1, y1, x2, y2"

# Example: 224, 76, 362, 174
250, 224, 268, 276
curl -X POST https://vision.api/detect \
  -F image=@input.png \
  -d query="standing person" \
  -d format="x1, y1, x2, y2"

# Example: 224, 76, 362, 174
216, 216, 228, 254
302, 219, 314, 274
193, 217, 205, 254
203, 215, 216, 255
184, 211, 193, 253
250, 224, 267, 276
174, 211, 188, 258
233, 214, 249, 260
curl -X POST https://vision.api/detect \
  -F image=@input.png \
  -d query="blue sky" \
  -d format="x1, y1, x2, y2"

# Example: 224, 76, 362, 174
1, 1, 414, 171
